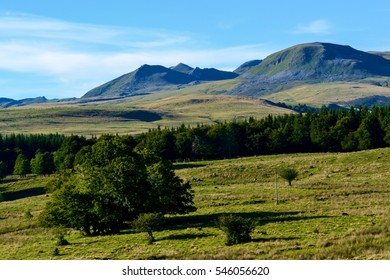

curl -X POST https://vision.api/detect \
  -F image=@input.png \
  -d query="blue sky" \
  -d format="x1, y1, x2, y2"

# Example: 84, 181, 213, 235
1, 0, 390, 99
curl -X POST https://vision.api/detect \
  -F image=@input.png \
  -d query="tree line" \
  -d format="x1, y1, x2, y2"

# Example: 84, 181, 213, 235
0, 133, 65, 177
136, 106, 390, 161
1, 106, 390, 178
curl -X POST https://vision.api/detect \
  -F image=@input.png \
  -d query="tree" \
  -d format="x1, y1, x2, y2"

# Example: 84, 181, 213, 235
0, 161, 7, 180
31, 152, 55, 176
13, 154, 30, 177
132, 213, 164, 244
279, 167, 298, 186
40, 135, 196, 234
54, 135, 91, 170
356, 114, 385, 150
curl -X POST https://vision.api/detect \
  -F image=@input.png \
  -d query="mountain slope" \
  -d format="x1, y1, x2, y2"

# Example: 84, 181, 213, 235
234, 59, 262, 74
83, 64, 195, 98
170, 63, 194, 74
232, 42, 390, 96
83, 64, 238, 98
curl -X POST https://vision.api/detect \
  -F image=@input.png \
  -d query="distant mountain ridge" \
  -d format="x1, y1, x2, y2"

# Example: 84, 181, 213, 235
0, 96, 48, 108
83, 64, 239, 98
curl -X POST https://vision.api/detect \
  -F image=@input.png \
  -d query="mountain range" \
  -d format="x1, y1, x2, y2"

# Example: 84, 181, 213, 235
82, 63, 238, 98
2, 42, 390, 108
82, 42, 390, 101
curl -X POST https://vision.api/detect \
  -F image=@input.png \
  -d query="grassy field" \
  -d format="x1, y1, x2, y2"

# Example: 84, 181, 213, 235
263, 80, 390, 106
0, 92, 292, 136
1, 148, 389, 260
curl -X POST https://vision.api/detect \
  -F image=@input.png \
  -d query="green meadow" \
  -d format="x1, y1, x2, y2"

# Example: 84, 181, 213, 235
1, 148, 389, 259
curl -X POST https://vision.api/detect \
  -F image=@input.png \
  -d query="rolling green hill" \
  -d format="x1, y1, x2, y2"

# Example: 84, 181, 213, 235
232, 42, 390, 97
0, 88, 292, 136
263, 80, 390, 106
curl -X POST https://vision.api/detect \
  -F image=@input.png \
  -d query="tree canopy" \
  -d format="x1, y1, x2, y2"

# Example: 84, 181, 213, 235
40, 135, 196, 234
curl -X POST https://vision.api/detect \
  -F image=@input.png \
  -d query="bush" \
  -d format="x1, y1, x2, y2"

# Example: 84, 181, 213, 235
56, 234, 70, 246
216, 215, 256, 246
279, 167, 298, 186
132, 213, 164, 244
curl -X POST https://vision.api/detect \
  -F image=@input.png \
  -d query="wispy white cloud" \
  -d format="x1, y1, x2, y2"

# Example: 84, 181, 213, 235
0, 13, 274, 99
292, 19, 332, 35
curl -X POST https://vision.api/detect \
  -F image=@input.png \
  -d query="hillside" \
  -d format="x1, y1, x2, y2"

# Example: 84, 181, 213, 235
1, 148, 389, 259
83, 64, 238, 98
81, 42, 390, 107
231, 42, 390, 96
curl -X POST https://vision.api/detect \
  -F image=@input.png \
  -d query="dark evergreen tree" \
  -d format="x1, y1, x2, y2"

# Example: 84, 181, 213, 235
0, 161, 7, 180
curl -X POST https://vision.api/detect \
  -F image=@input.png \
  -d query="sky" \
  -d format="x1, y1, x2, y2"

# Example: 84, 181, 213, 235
1, 0, 390, 100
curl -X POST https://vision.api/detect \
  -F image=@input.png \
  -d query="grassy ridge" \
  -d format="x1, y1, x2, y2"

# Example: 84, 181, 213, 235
0, 91, 292, 136
1, 148, 389, 259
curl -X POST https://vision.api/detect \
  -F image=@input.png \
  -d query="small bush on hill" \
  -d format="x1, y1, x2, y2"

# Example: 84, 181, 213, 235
132, 213, 164, 244
216, 214, 257, 246
279, 167, 298, 186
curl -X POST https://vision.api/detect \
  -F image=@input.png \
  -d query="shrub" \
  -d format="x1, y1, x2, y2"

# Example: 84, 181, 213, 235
56, 233, 70, 246
132, 213, 164, 244
54, 228, 70, 246
279, 167, 298, 186
216, 214, 256, 246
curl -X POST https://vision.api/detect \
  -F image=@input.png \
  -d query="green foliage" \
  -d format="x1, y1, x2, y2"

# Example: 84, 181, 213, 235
0, 161, 7, 180
13, 154, 30, 177
216, 215, 257, 246
146, 159, 196, 214
54, 135, 91, 170
31, 152, 55, 176
132, 213, 164, 244
40, 135, 196, 235
56, 231, 70, 246
279, 167, 298, 186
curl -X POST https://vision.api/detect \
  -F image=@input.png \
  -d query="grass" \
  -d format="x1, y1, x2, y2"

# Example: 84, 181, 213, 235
0, 90, 292, 136
0, 148, 389, 259
263, 80, 390, 106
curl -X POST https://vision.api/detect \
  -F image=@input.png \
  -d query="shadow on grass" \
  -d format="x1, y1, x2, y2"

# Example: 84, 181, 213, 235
251, 237, 297, 242
174, 163, 207, 170
159, 232, 214, 241
2, 187, 46, 202
165, 211, 330, 231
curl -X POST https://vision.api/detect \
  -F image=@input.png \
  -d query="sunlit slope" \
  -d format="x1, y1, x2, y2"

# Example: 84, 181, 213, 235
0, 83, 292, 136
263, 80, 390, 106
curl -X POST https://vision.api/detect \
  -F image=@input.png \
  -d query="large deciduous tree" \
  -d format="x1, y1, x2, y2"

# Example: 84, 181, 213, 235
40, 135, 195, 234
